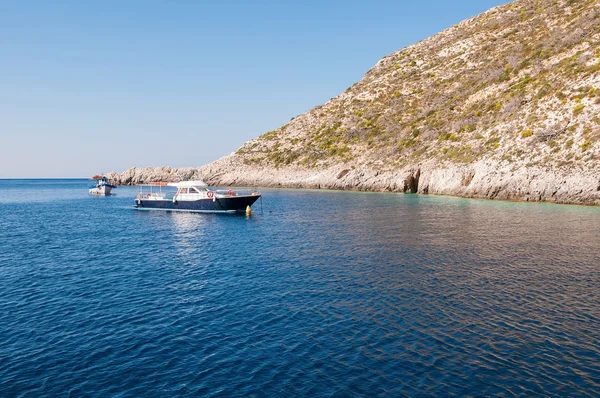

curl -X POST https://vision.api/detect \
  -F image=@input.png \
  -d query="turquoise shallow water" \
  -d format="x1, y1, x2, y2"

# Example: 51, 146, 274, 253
1, 179, 599, 397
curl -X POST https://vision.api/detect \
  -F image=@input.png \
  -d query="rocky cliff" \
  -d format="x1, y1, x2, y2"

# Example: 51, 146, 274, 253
110, 0, 600, 205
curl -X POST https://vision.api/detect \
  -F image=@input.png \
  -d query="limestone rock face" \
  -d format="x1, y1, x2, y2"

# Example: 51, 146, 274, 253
109, 0, 600, 206
110, 158, 600, 205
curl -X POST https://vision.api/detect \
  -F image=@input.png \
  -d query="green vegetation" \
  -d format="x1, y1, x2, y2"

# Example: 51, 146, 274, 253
262, 130, 279, 140
581, 141, 591, 151
443, 146, 478, 163
439, 133, 458, 141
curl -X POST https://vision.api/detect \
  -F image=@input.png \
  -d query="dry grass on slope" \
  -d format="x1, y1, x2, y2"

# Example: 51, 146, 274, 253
236, 0, 600, 171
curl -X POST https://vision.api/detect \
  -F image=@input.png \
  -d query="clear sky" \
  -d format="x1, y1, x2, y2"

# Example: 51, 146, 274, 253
0, 0, 507, 178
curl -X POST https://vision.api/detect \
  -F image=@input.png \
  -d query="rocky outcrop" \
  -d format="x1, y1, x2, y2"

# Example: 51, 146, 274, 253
105, 166, 203, 186
110, 159, 600, 205
109, 0, 600, 206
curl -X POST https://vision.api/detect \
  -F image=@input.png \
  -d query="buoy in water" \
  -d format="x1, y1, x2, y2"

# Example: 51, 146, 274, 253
246, 205, 252, 216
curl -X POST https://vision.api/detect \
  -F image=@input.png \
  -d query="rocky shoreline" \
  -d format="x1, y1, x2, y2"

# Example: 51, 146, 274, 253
107, 155, 600, 206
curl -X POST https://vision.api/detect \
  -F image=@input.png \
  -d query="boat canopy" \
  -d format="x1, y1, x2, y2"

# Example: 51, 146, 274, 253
167, 180, 208, 189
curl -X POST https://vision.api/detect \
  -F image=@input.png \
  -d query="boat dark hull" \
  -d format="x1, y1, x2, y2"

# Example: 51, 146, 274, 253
134, 195, 261, 213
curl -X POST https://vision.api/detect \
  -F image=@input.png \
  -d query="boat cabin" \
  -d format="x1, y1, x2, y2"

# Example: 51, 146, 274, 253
169, 181, 212, 200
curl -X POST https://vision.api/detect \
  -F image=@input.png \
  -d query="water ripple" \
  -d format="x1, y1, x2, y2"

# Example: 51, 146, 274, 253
0, 180, 599, 396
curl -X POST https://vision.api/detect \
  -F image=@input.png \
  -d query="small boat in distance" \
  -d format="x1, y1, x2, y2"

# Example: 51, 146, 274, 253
89, 175, 117, 196
134, 180, 261, 214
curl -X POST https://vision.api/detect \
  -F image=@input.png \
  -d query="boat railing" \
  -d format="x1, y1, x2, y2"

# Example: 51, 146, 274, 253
137, 182, 172, 200
135, 185, 259, 199
137, 192, 167, 200
213, 188, 260, 197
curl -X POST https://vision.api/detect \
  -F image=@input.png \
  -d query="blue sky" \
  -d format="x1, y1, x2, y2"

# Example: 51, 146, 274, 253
0, 0, 506, 178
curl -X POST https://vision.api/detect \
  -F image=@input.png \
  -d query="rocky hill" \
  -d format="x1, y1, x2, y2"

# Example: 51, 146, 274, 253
110, 0, 600, 205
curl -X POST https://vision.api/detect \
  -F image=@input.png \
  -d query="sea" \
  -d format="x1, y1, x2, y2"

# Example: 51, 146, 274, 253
0, 179, 599, 397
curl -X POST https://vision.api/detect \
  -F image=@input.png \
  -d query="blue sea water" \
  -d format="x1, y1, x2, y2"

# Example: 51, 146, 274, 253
0, 179, 599, 397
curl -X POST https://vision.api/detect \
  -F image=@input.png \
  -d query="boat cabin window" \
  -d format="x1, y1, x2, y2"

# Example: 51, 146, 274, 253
179, 187, 202, 194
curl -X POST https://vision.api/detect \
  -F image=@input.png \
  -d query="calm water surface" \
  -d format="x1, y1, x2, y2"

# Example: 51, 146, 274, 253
1, 179, 599, 397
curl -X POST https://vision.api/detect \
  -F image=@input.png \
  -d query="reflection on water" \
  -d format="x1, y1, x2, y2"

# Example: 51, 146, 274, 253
170, 212, 207, 258
0, 182, 599, 396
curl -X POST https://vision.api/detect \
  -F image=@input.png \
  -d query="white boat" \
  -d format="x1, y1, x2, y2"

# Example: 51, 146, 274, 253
89, 175, 117, 196
134, 180, 261, 213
